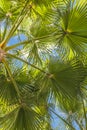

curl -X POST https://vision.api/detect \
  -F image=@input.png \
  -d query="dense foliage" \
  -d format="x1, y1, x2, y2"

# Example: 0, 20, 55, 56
0, 0, 87, 130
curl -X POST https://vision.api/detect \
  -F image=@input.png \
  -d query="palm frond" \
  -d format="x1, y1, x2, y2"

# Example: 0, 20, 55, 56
51, 0, 87, 57
0, 106, 41, 130
48, 57, 86, 98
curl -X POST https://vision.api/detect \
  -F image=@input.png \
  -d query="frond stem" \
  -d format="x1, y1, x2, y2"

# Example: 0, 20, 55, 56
2, 59, 20, 98
5, 34, 52, 51
49, 108, 75, 130
1, 0, 30, 49
7, 53, 50, 75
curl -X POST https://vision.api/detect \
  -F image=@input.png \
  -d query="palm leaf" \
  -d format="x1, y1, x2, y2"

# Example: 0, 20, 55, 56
51, 0, 87, 56
0, 103, 49, 130
48, 57, 86, 98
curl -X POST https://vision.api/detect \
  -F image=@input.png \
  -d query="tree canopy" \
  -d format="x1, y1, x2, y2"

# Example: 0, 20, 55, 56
0, 0, 87, 130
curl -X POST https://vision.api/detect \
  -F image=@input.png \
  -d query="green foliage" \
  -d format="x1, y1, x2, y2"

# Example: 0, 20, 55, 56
49, 58, 86, 97
0, 0, 87, 129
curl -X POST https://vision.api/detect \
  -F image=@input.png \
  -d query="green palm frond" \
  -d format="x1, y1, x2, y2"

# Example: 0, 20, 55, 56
0, 63, 18, 104
28, 43, 42, 64
48, 57, 86, 98
0, 105, 42, 130
57, 96, 82, 113
0, 76, 18, 104
0, 66, 51, 129
50, 0, 87, 57
0, 0, 21, 22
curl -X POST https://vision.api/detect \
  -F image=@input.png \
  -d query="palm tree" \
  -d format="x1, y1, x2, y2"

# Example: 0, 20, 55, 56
0, 0, 87, 129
